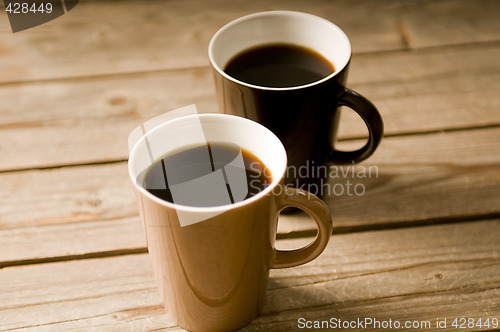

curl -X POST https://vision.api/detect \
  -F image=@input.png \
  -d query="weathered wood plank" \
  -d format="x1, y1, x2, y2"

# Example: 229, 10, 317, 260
0, 217, 145, 265
1, 0, 499, 84
0, 0, 405, 84
1, 128, 499, 264
339, 42, 500, 138
1, 43, 499, 171
401, 0, 500, 49
0, 220, 498, 331
0, 163, 135, 230
297, 127, 500, 233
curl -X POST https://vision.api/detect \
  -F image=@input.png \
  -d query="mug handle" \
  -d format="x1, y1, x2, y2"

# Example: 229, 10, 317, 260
329, 88, 384, 164
270, 186, 333, 269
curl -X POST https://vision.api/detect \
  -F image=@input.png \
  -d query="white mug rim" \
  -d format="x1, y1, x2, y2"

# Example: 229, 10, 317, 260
128, 113, 287, 213
208, 10, 352, 92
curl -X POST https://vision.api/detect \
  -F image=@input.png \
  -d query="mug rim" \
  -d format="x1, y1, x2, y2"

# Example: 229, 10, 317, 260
128, 113, 287, 213
208, 10, 352, 92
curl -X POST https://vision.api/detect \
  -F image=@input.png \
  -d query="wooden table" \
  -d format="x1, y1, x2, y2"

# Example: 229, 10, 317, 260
1, 0, 499, 331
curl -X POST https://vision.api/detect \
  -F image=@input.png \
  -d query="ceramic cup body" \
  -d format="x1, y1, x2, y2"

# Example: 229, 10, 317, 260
128, 114, 332, 331
209, 11, 383, 196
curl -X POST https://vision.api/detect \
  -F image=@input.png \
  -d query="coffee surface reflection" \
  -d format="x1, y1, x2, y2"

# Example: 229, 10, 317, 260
144, 142, 271, 207
224, 43, 335, 88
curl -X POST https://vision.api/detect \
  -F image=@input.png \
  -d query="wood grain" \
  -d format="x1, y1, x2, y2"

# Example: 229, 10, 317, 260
1, 220, 498, 331
1, 1, 499, 331
323, 127, 500, 231
1, 0, 499, 84
1, 128, 499, 264
0, 0, 404, 84
401, 0, 500, 49
339, 42, 500, 138
1, 43, 499, 171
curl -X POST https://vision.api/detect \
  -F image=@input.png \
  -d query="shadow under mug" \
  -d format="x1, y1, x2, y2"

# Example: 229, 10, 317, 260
209, 11, 384, 196
128, 114, 333, 331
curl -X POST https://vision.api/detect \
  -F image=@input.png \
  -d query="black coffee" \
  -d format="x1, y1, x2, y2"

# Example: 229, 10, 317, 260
144, 142, 271, 207
224, 43, 335, 88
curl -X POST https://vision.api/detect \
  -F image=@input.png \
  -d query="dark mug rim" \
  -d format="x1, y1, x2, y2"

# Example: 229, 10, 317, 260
208, 10, 352, 92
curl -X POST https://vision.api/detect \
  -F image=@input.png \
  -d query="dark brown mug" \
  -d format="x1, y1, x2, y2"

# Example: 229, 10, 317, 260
209, 11, 383, 196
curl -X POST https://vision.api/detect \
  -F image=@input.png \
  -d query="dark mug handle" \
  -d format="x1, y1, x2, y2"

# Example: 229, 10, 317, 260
329, 88, 384, 164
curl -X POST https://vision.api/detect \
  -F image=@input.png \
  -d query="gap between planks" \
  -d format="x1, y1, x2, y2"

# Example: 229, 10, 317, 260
1, 41, 500, 171
0, 220, 498, 331
1, 123, 499, 174
1, 128, 499, 265
1, 0, 499, 84
2, 213, 500, 270
0, 38, 499, 88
